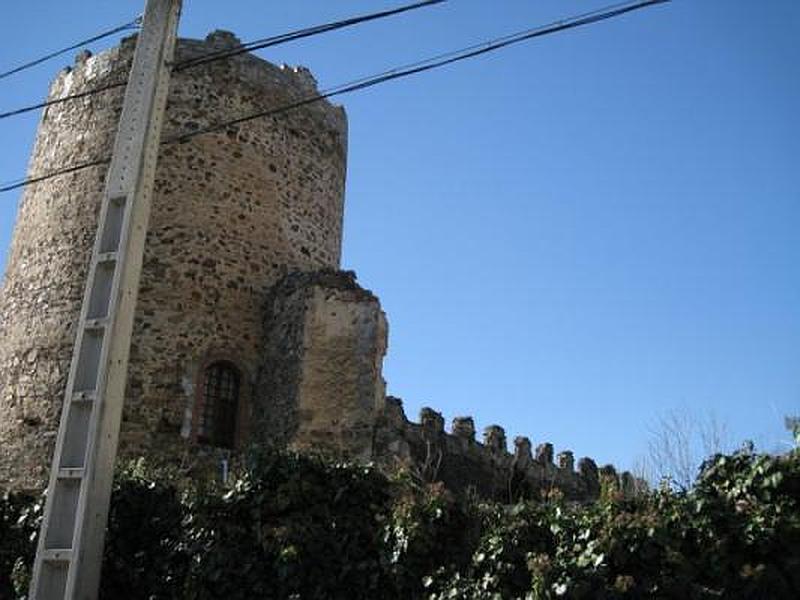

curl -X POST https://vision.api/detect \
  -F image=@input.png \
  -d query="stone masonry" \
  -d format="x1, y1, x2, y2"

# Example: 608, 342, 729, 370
256, 269, 387, 460
372, 399, 637, 502
0, 31, 347, 489
0, 31, 633, 501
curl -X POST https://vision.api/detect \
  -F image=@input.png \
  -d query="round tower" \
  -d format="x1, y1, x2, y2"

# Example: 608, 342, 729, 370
0, 31, 348, 489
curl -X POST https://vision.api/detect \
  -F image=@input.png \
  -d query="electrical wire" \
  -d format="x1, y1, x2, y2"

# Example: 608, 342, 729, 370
0, 158, 110, 193
0, 0, 669, 194
168, 0, 669, 143
0, 17, 141, 81
173, 0, 446, 71
0, 80, 127, 120
0, 0, 446, 122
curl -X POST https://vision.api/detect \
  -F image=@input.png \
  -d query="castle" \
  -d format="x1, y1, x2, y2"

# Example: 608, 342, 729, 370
0, 31, 634, 501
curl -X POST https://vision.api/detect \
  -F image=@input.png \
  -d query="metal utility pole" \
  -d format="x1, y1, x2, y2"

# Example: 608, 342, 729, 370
29, 1, 180, 598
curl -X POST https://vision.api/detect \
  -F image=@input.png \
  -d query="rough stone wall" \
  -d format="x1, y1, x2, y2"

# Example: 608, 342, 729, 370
374, 398, 640, 502
257, 270, 387, 460
0, 30, 637, 501
0, 31, 347, 490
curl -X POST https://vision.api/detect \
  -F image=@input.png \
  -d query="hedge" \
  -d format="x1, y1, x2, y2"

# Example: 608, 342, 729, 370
2, 444, 798, 599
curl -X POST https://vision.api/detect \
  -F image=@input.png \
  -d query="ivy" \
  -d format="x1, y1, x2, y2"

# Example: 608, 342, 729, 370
1, 446, 799, 599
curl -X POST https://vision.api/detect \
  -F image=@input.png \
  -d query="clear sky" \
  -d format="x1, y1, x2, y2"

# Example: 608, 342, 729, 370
1, 1, 798, 475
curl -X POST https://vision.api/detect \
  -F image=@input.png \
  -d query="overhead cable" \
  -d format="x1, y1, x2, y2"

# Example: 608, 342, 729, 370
0, 0, 446, 122
0, 0, 669, 194
0, 158, 111, 193
0, 17, 141, 81
173, 0, 446, 71
0, 80, 127, 120
168, 0, 669, 143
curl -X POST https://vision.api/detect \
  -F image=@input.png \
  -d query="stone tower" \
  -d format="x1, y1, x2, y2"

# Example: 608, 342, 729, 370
0, 31, 389, 489
0, 30, 616, 502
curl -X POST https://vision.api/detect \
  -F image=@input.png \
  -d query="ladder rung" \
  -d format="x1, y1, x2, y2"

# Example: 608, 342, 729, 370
84, 317, 109, 330
71, 390, 96, 403
96, 251, 118, 263
57, 467, 84, 480
41, 549, 72, 563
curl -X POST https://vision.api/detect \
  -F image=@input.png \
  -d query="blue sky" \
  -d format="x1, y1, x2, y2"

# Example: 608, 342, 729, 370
1, 0, 798, 475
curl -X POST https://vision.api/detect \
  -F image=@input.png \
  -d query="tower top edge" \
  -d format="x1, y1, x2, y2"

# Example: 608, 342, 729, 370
52, 29, 339, 111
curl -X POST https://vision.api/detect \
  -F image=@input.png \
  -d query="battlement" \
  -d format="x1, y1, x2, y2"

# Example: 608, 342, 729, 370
374, 397, 642, 501
0, 31, 350, 491
0, 30, 642, 502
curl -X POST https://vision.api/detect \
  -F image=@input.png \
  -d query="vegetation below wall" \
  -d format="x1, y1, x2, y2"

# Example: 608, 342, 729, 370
2, 443, 799, 600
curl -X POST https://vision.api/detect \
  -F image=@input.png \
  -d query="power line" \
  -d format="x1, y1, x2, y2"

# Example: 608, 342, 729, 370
0, 17, 141, 81
169, 0, 669, 143
173, 0, 446, 71
1, 0, 669, 194
0, 0, 446, 122
0, 80, 127, 120
0, 158, 110, 193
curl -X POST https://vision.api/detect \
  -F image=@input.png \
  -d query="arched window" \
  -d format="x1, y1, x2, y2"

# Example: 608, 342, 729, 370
197, 361, 240, 449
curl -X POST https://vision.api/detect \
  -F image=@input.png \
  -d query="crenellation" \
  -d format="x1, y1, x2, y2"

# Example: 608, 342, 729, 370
0, 29, 630, 504
420, 407, 445, 436
371, 399, 617, 502
599, 464, 619, 489
513, 436, 533, 466
204, 29, 241, 49
536, 442, 554, 465
578, 457, 599, 476
451, 416, 475, 442
0, 31, 348, 489
74, 49, 92, 65
557, 450, 575, 472
483, 425, 507, 454
578, 457, 600, 497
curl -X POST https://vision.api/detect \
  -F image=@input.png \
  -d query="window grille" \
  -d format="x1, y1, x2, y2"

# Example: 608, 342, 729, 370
197, 361, 240, 449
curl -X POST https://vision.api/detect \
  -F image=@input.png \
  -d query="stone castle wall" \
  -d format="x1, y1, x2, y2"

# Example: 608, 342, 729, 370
0, 31, 632, 502
0, 31, 347, 489
257, 270, 387, 460
254, 270, 636, 503
374, 398, 641, 502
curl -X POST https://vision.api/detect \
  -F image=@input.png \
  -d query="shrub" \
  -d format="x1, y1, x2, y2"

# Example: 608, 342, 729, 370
1, 446, 798, 599
100, 460, 189, 599
0, 489, 40, 599
183, 451, 393, 600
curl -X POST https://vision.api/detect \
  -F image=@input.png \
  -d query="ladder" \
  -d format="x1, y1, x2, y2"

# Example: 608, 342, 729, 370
29, 1, 180, 598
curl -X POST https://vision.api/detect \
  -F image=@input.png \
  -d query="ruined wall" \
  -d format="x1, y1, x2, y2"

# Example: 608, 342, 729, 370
0, 30, 637, 501
0, 31, 347, 490
374, 398, 640, 502
257, 270, 387, 460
